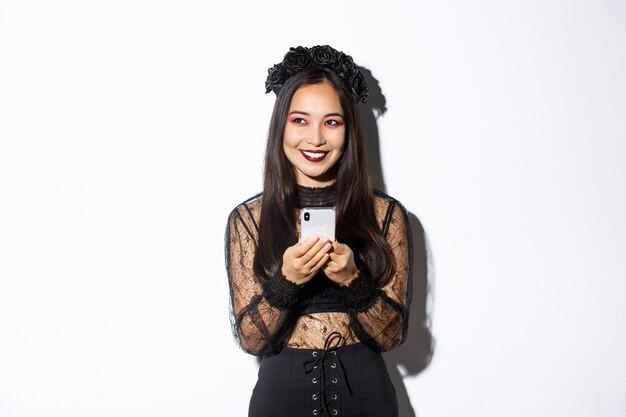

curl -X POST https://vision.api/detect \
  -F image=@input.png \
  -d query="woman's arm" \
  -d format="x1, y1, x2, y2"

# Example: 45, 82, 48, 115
225, 204, 300, 356
337, 199, 413, 351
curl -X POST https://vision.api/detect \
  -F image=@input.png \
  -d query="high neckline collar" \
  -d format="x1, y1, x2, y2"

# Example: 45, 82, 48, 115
295, 183, 336, 208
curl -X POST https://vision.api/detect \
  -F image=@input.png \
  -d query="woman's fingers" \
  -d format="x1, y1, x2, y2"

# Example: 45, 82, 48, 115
304, 241, 332, 270
298, 235, 330, 260
326, 242, 346, 266
282, 236, 332, 284
323, 241, 358, 285
312, 252, 331, 272
284, 238, 357, 285
331, 241, 347, 254
295, 235, 320, 256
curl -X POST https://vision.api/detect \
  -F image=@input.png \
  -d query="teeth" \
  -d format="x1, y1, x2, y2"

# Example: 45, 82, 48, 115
302, 151, 326, 158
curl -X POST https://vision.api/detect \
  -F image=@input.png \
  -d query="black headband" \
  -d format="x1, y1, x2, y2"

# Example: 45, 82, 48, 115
264, 45, 369, 103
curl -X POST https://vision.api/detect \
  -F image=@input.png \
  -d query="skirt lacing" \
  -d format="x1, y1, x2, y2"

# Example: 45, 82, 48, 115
303, 332, 353, 416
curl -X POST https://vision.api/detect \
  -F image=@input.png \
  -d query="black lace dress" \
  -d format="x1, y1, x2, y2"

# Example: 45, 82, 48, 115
225, 184, 413, 417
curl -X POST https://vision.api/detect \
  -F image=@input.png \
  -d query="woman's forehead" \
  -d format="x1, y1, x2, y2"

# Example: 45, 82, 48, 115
289, 82, 343, 114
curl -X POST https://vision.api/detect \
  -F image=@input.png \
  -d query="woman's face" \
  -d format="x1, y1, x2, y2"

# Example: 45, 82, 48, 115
283, 81, 346, 187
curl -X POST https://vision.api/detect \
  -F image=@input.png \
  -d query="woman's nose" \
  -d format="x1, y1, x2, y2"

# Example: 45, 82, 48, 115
308, 125, 326, 146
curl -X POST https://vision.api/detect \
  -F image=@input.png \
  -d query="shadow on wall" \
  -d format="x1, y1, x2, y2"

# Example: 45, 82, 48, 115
358, 67, 387, 192
359, 67, 436, 417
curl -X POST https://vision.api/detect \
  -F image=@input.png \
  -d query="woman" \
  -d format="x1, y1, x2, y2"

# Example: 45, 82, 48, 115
225, 45, 412, 417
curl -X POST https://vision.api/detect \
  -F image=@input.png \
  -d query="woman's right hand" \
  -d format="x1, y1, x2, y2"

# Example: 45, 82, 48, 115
281, 236, 332, 285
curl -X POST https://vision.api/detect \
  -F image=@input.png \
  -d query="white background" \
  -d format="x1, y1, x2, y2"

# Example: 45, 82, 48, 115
1, 1, 625, 416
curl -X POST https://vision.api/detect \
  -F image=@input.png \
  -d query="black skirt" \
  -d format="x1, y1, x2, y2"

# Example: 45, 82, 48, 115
249, 339, 398, 417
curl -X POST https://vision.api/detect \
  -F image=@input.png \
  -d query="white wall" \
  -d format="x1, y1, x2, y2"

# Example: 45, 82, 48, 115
1, 1, 624, 416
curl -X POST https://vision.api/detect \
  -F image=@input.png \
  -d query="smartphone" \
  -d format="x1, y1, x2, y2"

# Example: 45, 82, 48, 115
300, 207, 335, 242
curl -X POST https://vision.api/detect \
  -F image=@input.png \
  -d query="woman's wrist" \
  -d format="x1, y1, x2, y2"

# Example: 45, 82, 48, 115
281, 266, 309, 286
336, 270, 378, 309
337, 267, 360, 287
264, 268, 304, 309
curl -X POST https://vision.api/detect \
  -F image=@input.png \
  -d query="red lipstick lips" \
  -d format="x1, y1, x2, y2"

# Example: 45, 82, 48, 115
300, 150, 328, 162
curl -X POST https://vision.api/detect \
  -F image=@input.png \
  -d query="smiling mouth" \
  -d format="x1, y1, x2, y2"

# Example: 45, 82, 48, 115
300, 150, 329, 162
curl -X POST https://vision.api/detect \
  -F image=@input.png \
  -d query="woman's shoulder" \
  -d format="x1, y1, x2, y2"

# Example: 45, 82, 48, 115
232, 192, 263, 209
372, 189, 407, 211
227, 192, 263, 228
372, 189, 409, 226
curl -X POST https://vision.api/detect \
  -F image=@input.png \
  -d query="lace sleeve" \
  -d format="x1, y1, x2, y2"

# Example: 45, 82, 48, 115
338, 198, 412, 351
225, 203, 301, 356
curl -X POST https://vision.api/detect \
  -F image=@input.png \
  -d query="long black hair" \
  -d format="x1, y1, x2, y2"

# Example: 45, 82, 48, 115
253, 67, 394, 285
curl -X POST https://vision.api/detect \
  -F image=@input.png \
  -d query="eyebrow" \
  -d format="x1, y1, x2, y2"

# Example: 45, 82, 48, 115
288, 110, 345, 119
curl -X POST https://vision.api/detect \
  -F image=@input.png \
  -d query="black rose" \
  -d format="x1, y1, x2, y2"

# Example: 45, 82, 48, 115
331, 55, 355, 80
265, 63, 287, 94
311, 45, 340, 65
351, 72, 369, 103
282, 46, 313, 75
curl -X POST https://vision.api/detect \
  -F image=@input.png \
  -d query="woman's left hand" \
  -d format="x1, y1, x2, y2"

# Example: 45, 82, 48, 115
323, 242, 359, 286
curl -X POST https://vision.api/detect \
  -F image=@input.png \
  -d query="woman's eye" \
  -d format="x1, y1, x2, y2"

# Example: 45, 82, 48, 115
325, 119, 341, 126
292, 118, 306, 124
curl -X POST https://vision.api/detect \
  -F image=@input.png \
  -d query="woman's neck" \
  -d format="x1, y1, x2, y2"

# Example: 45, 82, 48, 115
295, 183, 335, 208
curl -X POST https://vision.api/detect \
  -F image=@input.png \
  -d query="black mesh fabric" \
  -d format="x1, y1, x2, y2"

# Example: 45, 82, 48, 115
225, 185, 413, 356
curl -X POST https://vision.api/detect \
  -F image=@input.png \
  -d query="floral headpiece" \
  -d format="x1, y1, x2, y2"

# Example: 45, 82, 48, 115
265, 45, 369, 103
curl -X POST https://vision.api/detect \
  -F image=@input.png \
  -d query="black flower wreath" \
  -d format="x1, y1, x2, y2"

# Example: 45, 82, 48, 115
265, 45, 369, 103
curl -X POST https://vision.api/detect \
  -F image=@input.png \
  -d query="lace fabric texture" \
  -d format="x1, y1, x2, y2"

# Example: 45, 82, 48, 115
225, 187, 412, 356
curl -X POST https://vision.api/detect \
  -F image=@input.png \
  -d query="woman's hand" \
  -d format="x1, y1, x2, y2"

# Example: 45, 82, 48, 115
323, 242, 359, 286
282, 236, 333, 285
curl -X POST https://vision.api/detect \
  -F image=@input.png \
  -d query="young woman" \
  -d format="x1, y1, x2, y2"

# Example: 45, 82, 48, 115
225, 45, 412, 417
